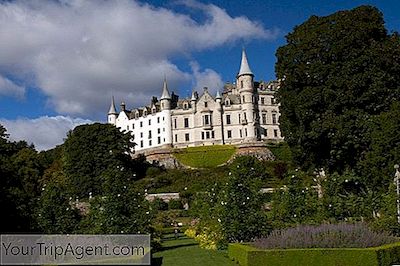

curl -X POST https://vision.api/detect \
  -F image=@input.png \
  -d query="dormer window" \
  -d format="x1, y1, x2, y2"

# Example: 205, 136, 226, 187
204, 102, 208, 108
143, 110, 147, 116
225, 99, 230, 106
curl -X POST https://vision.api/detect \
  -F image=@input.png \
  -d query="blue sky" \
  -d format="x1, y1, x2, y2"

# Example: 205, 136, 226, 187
0, 0, 399, 150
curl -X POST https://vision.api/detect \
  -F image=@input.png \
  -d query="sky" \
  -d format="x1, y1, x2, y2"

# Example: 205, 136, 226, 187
0, 0, 399, 151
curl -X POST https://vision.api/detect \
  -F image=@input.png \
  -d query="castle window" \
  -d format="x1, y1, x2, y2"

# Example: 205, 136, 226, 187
204, 102, 208, 108
140, 121, 143, 127
262, 113, 267, 124
242, 95, 245, 103
240, 80, 243, 88
157, 117, 160, 123
127, 125, 129, 131
140, 132, 143, 138
158, 128, 161, 134
163, 128, 165, 132
163, 117, 165, 121
226, 115, 231, 125
201, 132, 204, 140
238, 113, 241, 122
149, 140, 152, 146
244, 112, 247, 120
174, 118, 177, 129
140, 140, 143, 148
274, 129, 278, 138
211, 131, 215, 139
227, 130, 232, 138
158, 137, 161, 144
204, 115, 211, 126
272, 113, 277, 124
239, 129, 242, 138
185, 133, 189, 142
261, 97, 265, 105
184, 103, 188, 109
148, 130, 152, 139
271, 97, 276, 104
149, 119, 151, 125
184, 118, 189, 128
132, 124, 135, 129
206, 132, 210, 139
225, 99, 230, 106
175, 134, 178, 142
152, 108, 156, 113
245, 128, 248, 137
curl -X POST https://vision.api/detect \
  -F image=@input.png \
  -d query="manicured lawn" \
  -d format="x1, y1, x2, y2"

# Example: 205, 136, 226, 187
173, 145, 236, 168
152, 234, 236, 266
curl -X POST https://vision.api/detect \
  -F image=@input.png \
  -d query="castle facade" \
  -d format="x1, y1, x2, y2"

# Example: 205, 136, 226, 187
107, 50, 282, 153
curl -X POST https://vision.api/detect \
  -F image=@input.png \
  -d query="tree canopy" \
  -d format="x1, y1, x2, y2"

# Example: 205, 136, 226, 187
276, 5, 400, 174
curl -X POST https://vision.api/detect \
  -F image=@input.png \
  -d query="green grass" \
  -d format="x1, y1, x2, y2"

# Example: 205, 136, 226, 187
152, 235, 236, 266
173, 145, 236, 168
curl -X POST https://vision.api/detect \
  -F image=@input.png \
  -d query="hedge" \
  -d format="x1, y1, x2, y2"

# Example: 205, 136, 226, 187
228, 242, 400, 266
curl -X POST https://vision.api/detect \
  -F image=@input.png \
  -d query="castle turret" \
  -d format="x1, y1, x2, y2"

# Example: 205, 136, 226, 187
191, 91, 197, 113
237, 49, 259, 141
160, 78, 173, 145
107, 96, 117, 125
160, 77, 171, 111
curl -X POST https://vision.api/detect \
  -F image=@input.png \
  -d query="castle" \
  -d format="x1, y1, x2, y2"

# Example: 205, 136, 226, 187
107, 50, 282, 153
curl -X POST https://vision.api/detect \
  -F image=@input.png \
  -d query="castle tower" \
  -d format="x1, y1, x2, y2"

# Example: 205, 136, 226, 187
159, 78, 173, 145
191, 91, 197, 113
107, 96, 117, 125
237, 49, 259, 142
160, 77, 171, 111
215, 90, 224, 144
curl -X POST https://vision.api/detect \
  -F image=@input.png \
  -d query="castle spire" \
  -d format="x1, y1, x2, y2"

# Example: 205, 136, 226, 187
160, 77, 171, 100
215, 90, 221, 99
108, 96, 117, 114
237, 49, 254, 77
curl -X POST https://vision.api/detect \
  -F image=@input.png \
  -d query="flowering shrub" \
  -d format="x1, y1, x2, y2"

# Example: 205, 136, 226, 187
184, 228, 197, 239
194, 227, 225, 250
253, 223, 398, 249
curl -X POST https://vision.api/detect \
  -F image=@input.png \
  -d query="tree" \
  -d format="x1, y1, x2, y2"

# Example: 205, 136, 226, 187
219, 156, 268, 242
276, 5, 400, 172
63, 123, 135, 198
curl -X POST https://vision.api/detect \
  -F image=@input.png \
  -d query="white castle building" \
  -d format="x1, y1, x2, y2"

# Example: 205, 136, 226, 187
107, 50, 282, 153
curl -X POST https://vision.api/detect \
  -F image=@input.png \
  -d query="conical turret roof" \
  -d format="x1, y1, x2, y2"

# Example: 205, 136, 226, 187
160, 77, 171, 100
238, 49, 253, 77
108, 96, 117, 114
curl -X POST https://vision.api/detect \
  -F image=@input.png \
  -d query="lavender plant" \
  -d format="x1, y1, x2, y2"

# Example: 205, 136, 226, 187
253, 223, 398, 249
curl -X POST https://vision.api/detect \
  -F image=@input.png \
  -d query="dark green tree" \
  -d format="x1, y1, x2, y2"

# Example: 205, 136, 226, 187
219, 156, 268, 242
63, 123, 135, 198
276, 5, 400, 172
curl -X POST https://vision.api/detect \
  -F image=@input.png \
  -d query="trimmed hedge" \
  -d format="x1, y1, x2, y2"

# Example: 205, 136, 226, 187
173, 145, 236, 168
228, 242, 400, 266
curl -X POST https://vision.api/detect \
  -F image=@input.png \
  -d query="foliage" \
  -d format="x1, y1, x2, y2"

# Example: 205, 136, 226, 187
219, 156, 269, 242
36, 172, 81, 233
63, 123, 136, 198
359, 102, 400, 190
168, 199, 183, 210
266, 142, 293, 162
173, 145, 236, 168
269, 169, 322, 227
276, 5, 400, 173
152, 198, 169, 211
228, 242, 400, 266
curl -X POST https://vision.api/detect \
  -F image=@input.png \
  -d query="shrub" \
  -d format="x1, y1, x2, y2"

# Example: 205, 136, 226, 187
152, 198, 168, 211
184, 228, 197, 239
253, 223, 398, 249
168, 199, 183, 210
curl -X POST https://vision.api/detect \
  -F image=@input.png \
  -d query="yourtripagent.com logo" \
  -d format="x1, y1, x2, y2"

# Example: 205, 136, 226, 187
0, 235, 150, 265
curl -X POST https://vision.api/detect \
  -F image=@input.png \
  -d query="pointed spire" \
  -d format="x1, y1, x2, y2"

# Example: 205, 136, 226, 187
108, 96, 117, 114
215, 90, 221, 99
160, 77, 171, 100
238, 49, 253, 77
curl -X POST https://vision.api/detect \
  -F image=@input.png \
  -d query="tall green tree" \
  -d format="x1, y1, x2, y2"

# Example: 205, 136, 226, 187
63, 123, 135, 198
276, 5, 400, 172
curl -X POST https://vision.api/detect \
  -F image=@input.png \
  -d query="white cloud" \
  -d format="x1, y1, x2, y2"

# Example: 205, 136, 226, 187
190, 61, 223, 95
0, 116, 93, 151
0, 0, 276, 116
0, 75, 25, 98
